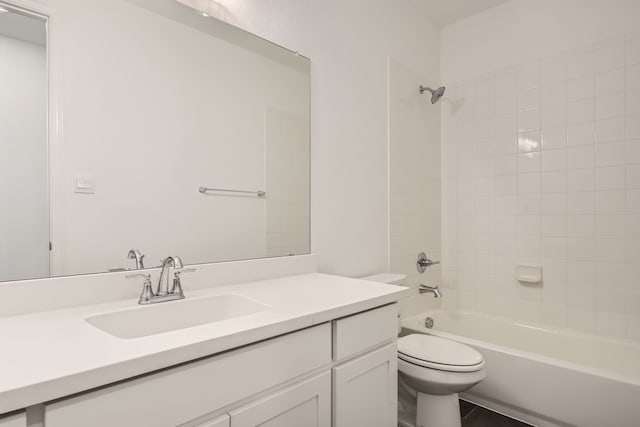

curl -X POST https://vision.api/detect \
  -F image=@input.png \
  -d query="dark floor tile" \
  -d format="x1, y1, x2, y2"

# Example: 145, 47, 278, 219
461, 401, 532, 427
459, 399, 477, 418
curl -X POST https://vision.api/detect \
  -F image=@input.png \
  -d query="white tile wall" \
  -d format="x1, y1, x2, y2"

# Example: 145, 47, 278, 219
389, 58, 442, 317
265, 109, 310, 257
442, 31, 640, 341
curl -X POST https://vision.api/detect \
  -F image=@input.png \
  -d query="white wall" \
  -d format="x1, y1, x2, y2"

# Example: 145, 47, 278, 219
441, 0, 640, 341
442, 0, 640, 84
0, 34, 48, 281
196, 0, 441, 276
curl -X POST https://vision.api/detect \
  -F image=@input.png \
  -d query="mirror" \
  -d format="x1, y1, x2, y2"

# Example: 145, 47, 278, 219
0, 4, 48, 282
0, 0, 310, 283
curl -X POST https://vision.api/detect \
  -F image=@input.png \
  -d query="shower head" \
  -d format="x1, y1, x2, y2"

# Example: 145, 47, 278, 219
419, 85, 446, 104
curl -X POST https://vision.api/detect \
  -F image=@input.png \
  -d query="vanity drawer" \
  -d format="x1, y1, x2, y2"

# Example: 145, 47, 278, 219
229, 371, 330, 427
194, 414, 229, 427
45, 323, 331, 427
332, 303, 398, 360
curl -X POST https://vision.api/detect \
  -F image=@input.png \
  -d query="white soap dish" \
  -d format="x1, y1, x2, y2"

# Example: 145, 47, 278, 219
516, 265, 542, 283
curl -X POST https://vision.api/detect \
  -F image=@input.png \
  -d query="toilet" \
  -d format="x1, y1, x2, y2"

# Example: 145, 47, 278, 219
398, 334, 485, 427
360, 273, 486, 427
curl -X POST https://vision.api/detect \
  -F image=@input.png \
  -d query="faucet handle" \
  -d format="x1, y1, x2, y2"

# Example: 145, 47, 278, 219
417, 252, 440, 273
125, 273, 155, 304
169, 268, 195, 297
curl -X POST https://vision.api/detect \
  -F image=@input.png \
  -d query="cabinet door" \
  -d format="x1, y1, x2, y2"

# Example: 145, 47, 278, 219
333, 343, 397, 427
0, 412, 26, 427
230, 372, 330, 427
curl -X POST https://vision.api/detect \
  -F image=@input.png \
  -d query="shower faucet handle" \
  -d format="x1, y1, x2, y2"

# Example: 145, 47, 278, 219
417, 252, 440, 273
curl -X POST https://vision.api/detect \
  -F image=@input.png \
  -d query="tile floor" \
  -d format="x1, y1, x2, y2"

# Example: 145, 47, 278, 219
461, 400, 532, 427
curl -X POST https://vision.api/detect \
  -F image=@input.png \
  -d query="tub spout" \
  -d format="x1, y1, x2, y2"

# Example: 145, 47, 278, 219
419, 284, 442, 298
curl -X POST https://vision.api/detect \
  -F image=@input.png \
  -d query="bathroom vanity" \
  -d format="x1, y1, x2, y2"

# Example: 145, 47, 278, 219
0, 256, 408, 427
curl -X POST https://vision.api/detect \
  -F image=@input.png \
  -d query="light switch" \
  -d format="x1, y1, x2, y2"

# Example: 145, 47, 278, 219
74, 176, 96, 194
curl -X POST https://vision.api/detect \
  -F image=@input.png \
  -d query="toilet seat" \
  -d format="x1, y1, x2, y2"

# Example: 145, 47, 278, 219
398, 334, 484, 373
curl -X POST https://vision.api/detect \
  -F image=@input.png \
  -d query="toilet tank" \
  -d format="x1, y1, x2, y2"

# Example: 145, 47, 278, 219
359, 273, 406, 286
360, 273, 407, 333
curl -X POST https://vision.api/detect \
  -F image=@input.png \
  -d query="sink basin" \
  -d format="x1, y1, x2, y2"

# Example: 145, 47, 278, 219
86, 294, 269, 339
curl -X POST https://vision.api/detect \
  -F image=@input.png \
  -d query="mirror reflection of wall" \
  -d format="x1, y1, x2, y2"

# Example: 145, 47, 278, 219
0, 5, 48, 282
53, 0, 310, 277
0, 0, 310, 284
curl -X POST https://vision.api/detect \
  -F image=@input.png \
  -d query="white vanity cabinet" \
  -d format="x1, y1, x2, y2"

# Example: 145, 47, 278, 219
42, 304, 399, 427
333, 344, 398, 427
332, 303, 399, 427
0, 412, 26, 427
44, 324, 332, 427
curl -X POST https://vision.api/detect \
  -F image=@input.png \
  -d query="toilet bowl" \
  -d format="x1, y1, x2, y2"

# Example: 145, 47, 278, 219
358, 273, 485, 427
398, 334, 486, 427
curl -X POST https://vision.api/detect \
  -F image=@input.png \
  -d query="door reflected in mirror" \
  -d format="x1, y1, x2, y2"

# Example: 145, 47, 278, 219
0, 0, 310, 283
0, 5, 48, 282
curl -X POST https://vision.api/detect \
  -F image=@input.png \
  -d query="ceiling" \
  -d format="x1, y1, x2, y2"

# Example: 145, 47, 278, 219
412, 0, 510, 26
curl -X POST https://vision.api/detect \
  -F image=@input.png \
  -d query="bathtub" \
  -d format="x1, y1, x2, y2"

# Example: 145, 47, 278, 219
401, 310, 640, 427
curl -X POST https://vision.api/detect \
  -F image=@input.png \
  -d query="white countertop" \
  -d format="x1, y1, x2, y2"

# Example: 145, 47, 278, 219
0, 273, 409, 414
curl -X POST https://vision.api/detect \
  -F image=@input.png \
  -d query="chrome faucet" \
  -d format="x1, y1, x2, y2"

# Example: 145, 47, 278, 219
126, 256, 194, 305
419, 284, 442, 298
127, 249, 145, 270
157, 256, 185, 296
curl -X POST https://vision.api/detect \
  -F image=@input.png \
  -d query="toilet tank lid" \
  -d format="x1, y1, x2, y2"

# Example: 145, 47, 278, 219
359, 273, 407, 285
